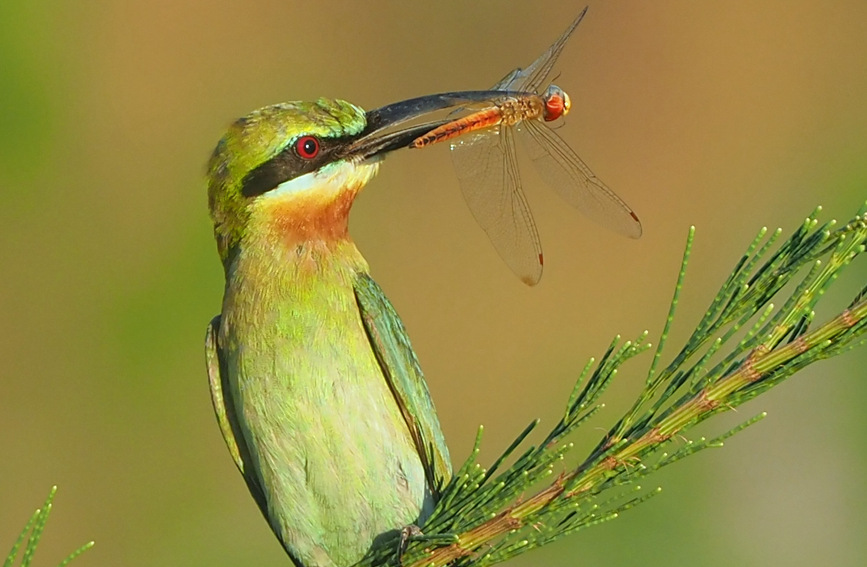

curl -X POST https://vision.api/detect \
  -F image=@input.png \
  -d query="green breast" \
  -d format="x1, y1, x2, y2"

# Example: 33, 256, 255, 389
219, 239, 430, 567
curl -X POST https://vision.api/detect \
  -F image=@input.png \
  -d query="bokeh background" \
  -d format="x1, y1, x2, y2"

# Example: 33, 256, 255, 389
2, 1, 866, 566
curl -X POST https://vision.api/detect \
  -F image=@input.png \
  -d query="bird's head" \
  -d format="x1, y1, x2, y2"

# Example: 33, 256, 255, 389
207, 91, 507, 271
207, 98, 379, 268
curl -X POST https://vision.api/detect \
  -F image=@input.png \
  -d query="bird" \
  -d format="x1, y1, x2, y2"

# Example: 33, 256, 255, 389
203, 95, 471, 567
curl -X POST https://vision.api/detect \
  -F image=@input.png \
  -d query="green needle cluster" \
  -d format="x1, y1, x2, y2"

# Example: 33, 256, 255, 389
359, 204, 867, 567
4, 487, 93, 567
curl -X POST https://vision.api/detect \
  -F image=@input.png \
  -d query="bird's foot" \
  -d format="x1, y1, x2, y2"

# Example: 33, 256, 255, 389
394, 526, 459, 565
395, 525, 424, 563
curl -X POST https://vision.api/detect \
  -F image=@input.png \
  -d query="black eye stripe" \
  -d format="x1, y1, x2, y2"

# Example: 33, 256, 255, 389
240, 135, 353, 198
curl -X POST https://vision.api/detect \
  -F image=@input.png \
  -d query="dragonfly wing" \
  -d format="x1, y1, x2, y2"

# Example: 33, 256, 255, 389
491, 67, 524, 91
507, 6, 590, 93
451, 125, 544, 285
489, 7, 588, 94
519, 120, 642, 238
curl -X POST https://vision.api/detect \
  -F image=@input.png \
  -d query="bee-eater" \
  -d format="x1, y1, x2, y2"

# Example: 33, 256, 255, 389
204, 93, 502, 567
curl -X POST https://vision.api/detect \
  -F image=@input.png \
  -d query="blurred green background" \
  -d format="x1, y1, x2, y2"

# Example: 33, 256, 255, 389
2, 1, 866, 566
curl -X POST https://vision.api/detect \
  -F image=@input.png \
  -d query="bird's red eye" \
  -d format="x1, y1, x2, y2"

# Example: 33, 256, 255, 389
295, 136, 320, 159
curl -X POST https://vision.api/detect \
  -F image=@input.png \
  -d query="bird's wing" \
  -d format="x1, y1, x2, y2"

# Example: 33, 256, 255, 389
205, 315, 269, 516
353, 273, 453, 496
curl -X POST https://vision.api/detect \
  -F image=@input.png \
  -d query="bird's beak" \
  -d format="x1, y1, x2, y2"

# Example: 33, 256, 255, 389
344, 89, 516, 160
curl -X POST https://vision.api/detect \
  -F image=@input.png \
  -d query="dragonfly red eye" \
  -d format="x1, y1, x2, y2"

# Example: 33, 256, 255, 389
543, 86, 571, 121
295, 136, 320, 159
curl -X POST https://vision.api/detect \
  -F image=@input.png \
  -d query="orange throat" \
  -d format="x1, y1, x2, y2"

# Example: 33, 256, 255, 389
239, 160, 380, 276
255, 181, 361, 248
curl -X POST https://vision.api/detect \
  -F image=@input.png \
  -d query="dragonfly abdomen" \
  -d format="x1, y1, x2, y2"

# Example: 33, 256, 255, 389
412, 108, 504, 148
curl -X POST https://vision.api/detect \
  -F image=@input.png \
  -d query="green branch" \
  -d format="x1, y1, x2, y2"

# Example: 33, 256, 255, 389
358, 204, 867, 567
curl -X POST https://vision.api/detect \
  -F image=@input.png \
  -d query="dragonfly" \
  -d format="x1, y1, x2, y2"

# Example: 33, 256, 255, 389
412, 6, 641, 285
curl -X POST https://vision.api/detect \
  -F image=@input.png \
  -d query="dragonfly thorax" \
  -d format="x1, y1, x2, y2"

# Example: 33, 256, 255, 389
497, 96, 546, 126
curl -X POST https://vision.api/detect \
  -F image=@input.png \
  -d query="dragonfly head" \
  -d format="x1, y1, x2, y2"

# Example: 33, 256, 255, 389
542, 84, 571, 122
